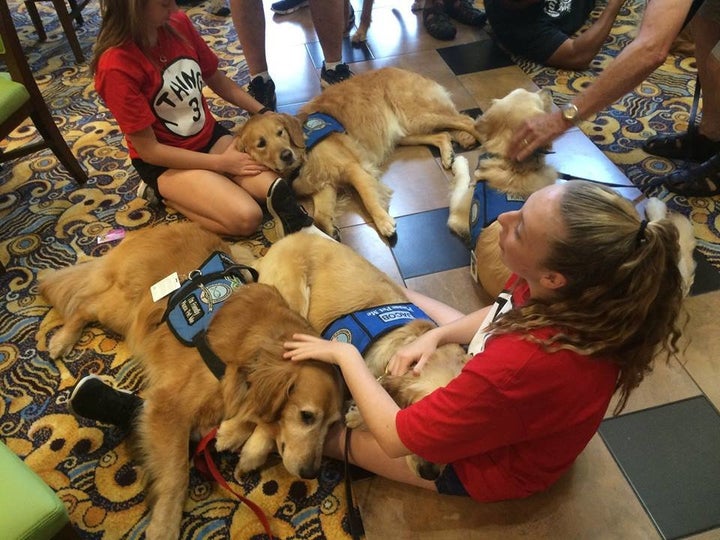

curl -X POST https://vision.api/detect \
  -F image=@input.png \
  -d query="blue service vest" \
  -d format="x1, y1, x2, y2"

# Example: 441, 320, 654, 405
322, 303, 434, 355
469, 181, 526, 247
162, 251, 258, 378
303, 112, 345, 149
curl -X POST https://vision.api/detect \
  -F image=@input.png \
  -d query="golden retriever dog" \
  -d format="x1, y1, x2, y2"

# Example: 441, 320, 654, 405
447, 88, 558, 297
251, 232, 467, 479
38, 222, 342, 540
235, 67, 482, 239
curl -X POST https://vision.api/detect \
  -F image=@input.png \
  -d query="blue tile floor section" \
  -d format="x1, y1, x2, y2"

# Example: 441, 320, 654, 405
691, 249, 720, 296
599, 396, 720, 539
392, 208, 470, 279
437, 39, 514, 75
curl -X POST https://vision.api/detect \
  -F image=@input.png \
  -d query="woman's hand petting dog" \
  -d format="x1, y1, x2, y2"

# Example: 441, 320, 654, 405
386, 330, 441, 377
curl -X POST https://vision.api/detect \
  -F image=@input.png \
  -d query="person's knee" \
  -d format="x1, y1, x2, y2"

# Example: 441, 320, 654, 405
224, 205, 264, 237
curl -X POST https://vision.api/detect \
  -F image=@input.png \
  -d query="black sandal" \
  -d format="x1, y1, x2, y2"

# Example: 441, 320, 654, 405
643, 127, 720, 162
648, 153, 720, 196
423, 5, 457, 41
444, 0, 486, 27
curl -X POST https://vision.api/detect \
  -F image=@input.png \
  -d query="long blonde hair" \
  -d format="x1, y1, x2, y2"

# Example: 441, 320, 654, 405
489, 181, 685, 413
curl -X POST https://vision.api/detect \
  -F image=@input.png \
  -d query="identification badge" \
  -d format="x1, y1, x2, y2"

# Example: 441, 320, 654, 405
151, 272, 181, 302
97, 228, 126, 244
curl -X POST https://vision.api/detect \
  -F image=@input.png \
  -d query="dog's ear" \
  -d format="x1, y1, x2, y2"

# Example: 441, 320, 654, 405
279, 113, 306, 149
246, 342, 299, 423
537, 88, 553, 113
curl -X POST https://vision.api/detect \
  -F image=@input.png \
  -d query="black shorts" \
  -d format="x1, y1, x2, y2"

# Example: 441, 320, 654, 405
434, 464, 469, 497
131, 122, 232, 193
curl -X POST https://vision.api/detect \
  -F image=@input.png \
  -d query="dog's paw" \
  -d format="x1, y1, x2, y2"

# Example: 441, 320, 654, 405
215, 421, 250, 452
375, 215, 396, 239
406, 454, 444, 481
237, 447, 269, 474
344, 403, 367, 430
47, 329, 78, 359
440, 149, 456, 170
351, 29, 367, 43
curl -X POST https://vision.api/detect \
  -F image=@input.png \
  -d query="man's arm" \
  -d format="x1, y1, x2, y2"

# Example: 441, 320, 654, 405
510, 0, 695, 161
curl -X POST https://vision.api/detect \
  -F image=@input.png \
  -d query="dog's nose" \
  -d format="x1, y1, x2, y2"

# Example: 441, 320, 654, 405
298, 466, 319, 480
280, 149, 294, 164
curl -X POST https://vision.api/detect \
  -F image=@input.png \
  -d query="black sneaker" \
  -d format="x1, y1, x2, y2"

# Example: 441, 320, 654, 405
271, 0, 308, 15
69, 375, 144, 429
444, 0, 486, 26
136, 180, 161, 207
321, 63, 353, 88
247, 76, 277, 112
267, 178, 313, 238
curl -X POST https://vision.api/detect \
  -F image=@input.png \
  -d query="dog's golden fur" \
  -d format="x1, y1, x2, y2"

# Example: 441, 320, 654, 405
38, 222, 342, 540
447, 88, 558, 297
252, 232, 468, 478
235, 67, 482, 238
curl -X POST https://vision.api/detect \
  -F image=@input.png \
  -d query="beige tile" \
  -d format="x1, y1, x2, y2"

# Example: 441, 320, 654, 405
685, 528, 720, 540
384, 146, 452, 216
405, 266, 492, 315
359, 7, 488, 60
680, 291, 720, 409
358, 435, 658, 539
339, 223, 403, 284
459, 66, 541, 111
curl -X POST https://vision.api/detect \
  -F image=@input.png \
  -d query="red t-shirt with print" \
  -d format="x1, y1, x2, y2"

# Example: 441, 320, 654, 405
95, 11, 219, 159
396, 277, 620, 502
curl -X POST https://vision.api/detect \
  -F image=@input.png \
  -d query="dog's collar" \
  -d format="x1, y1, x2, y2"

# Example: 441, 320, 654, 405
162, 252, 259, 379
321, 303, 434, 356
303, 112, 345, 150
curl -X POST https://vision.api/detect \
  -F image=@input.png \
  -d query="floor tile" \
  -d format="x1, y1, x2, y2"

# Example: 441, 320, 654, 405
392, 208, 471, 279
599, 396, 720, 540
339, 223, 403, 284
405, 266, 492, 314
690, 250, 720, 295
459, 66, 541, 111
438, 38, 514, 75
680, 291, 720, 410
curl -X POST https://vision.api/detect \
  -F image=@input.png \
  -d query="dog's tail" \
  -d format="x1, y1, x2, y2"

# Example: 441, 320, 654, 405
645, 198, 697, 295
38, 258, 109, 319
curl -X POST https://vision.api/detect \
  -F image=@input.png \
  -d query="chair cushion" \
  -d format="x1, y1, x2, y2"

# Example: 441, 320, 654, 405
0, 74, 30, 124
0, 442, 70, 540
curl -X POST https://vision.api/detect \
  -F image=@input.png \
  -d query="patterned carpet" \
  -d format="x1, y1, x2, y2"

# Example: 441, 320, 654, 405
0, 2, 358, 539
1, 1, 719, 539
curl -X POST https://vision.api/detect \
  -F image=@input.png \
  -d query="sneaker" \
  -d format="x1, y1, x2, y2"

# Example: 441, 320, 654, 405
649, 152, 720, 197
271, 0, 308, 15
69, 375, 144, 429
208, 0, 230, 16
247, 76, 277, 112
321, 62, 353, 88
267, 178, 314, 238
444, 0, 486, 27
136, 180, 160, 207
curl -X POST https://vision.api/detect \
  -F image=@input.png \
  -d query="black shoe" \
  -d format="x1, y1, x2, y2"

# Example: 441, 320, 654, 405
423, 6, 457, 40
247, 76, 277, 112
267, 178, 313, 238
320, 63, 353, 88
444, 0, 486, 26
69, 375, 144, 429
271, 0, 308, 15
648, 152, 720, 197
642, 128, 720, 162
136, 180, 161, 207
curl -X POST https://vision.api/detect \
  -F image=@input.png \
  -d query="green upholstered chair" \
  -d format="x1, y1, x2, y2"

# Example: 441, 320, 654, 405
0, 441, 78, 539
0, 0, 87, 183
23, 0, 92, 63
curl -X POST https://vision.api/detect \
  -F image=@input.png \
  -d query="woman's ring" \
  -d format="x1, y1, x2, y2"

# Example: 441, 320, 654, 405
522, 138, 529, 146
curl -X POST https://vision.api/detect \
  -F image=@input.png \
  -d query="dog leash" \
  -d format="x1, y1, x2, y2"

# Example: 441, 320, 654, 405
343, 427, 365, 540
193, 428, 275, 539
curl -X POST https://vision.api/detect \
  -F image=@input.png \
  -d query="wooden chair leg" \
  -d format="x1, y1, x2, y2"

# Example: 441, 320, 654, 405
30, 109, 88, 184
50, 0, 84, 62
24, 1, 47, 41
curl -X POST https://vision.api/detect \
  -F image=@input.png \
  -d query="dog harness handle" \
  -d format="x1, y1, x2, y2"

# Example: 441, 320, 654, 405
193, 428, 275, 539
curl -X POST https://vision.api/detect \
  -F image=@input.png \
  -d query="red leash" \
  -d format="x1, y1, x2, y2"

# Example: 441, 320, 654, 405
193, 428, 275, 539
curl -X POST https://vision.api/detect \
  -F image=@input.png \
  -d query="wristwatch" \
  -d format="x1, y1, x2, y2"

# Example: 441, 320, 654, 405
561, 103, 580, 125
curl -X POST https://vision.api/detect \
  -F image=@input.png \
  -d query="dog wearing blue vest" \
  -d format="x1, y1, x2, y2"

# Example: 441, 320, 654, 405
235, 67, 483, 241
251, 231, 468, 480
38, 222, 343, 540
447, 88, 558, 298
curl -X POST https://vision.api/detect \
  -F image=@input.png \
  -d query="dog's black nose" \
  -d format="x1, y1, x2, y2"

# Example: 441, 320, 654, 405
299, 466, 319, 480
280, 149, 294, 164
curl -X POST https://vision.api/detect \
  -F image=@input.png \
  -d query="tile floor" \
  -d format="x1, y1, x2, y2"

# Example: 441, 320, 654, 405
258, 1, 720, 538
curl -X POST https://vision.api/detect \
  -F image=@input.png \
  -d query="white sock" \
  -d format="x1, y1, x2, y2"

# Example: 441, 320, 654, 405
324, 61, 341, 71
251, 71, 271, 82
